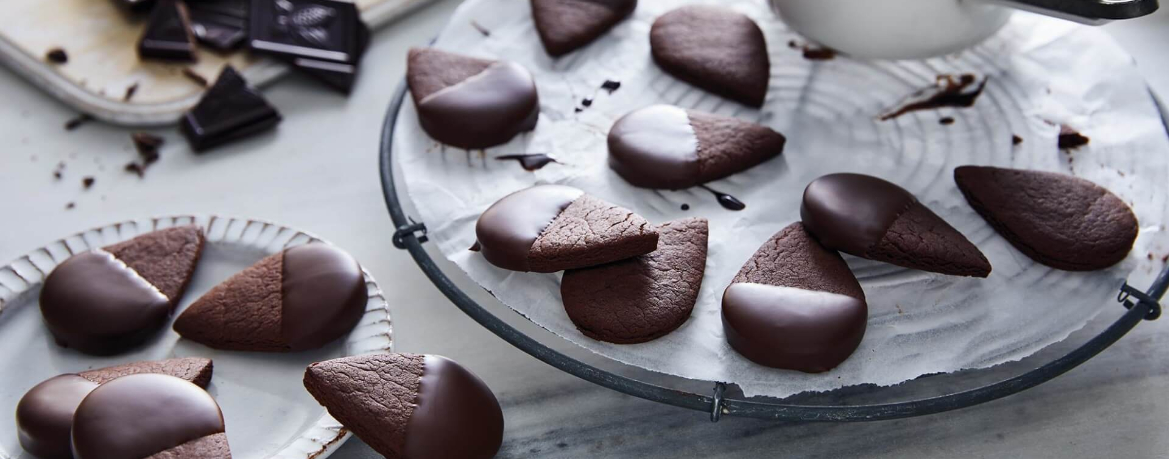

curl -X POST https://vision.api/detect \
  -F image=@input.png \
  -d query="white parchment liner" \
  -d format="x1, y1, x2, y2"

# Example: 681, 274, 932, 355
395, 0, 1169, 398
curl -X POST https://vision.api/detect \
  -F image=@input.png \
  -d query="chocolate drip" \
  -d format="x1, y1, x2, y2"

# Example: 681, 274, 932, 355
495, 154, 558, 171
699, 185, 746, 211
879, 74, 986, 121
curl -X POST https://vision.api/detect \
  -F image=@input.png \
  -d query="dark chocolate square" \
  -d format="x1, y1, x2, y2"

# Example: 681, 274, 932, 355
188, 0, 249, 50
248, 0, 361, 64
138, 0, 198, 62
180, 66, 282, 152
290, 18, 369, 93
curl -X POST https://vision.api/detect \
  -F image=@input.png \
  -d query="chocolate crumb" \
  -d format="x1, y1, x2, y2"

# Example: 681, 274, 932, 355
470, 20, 491, 37
65, 202, 75, 210
1058, 125, 1090, 150
182, 68, 209, 87
82, 177, 95, 189
64, 113, 94, 131
53, 162, 65, 180
940, 117, 955, 125
1149, 253, 1155, 261
600, 80, 621, 93
1012, 135, 1023, 145
126, 133, 164, 177
681, 203, 690, 211
123, 83, 139, 102
45, 48, 68, 64
788, 40, 836, 60
581, 98, 593, 107
574, 107, 583, 113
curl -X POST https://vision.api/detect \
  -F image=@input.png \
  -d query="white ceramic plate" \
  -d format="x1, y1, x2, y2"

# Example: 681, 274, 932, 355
0, 215, 392, 459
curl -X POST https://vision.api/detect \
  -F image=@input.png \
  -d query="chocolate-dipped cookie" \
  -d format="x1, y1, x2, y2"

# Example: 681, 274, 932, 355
562, 218, 708, 344
650, 6, 770, 107
173, 243, 365, 352
39, 226, 205, 355
722, 223, 867, 372
608, 105, 785, 189
16, 358, 213, 459
475, 185, 659, 272
801, 173, 991, 277
407, 48, 539, 149
531, 0, 637, 56
303, 353, 503, 459
71, 374, 228, 459
954, 166, 1138, 271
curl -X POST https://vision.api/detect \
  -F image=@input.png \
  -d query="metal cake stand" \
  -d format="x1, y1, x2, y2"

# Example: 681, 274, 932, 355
379, 80, 1169, 422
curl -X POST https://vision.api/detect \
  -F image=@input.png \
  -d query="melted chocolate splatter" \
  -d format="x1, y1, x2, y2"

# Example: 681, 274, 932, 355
699, 185, 745, 211
123, 83, 139, 102
182, 68, 209, 87
880, 74, 986, 121
45, 48, 68, 64
1058, 125, 1090, 150
64, 114, 94, 131
681, 203, 690, 211
601, 80, 621, 93
495, 154, 558, 171
469, 241, 481, 252
939, 117, 955, 125
1012, 135, 1023, 145
470, 20, 491, 37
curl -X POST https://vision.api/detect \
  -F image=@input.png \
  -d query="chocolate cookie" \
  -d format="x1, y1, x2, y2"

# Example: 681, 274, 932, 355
138, 0, 198, 62
475, 185, 659, 272
173, 243, 366, 352
531, 0, 637, 56
722, 223, 867, 372
407, 48, 540, 149
304, 353, 504, 459
954, 166, 1138, 271
72, 374, 228, 459
608, 105, 785, 189
650, 6, 770, 107
562, 218, 708, 344
16, 358, 214, 459
801, 173, 992, 277
40, 226, 205, 355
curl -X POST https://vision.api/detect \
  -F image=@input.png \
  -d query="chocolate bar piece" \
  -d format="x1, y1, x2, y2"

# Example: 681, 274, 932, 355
138, 0, 198, 62
248, 0, 369, 93
188, 0, 249, 50
180, 66, 281, 152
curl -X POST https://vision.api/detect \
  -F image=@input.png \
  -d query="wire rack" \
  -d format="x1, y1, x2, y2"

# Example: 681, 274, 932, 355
378, 80, 1169, 422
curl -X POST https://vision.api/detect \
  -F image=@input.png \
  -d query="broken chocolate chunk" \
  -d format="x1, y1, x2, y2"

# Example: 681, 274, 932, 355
180, 66, 281, 152
188, 0, 249, 50
248, 0, 369, 93
1058, 125, 1090, 150
138, 0, 198, 62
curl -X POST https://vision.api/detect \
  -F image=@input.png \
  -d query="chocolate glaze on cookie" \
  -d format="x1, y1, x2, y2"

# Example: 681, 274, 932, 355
71, 374, 226, 459
476, 185, 584, 272
402, 356, 505, 459
801, 173, 991, 277
408, 48, 539, 150
608, 105, 785, 189
15, 375, 97, 459
721, 223, 867, 372
281, 244, 368, 350
40, 250, 170, 355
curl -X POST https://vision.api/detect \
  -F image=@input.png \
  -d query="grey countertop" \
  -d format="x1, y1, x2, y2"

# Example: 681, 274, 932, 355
2, 1, 1168, 457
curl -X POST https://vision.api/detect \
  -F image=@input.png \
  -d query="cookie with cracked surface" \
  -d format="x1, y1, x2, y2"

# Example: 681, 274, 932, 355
531, 0, 637, 56
72, 374, 229, 459
954, 166, 1137, 271
407, 48, 539, 149
16, 358, 214, 459
801, 173, 991, 277
608, 105, 785, 189
650, 5, 770, 107
562, 218, 708, 344
722, 223, 867, 373
303, 353, 503, 459
173, 243, 366, 352
474, 185, 659, 272
40, 226, 205, 355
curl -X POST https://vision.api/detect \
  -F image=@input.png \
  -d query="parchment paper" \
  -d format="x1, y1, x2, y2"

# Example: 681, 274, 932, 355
394, 0, 1169, 398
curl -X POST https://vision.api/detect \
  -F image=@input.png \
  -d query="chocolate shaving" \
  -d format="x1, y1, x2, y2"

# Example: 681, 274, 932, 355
126, 133, 164, 177
470, 20, 491, 37
64, 114, 94, 131
182, 68, 209, 87
123, 83, 139, 102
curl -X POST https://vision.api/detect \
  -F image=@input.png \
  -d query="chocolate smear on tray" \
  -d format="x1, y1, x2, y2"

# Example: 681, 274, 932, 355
45, 48, 68, 64
699, 185, 745, 211
495, 154, 558, 171
879, 74, 986, 121
1058, 125, 1090, 150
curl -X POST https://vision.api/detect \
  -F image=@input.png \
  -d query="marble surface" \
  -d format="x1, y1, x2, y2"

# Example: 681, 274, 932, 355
1, 1, 1168, 457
